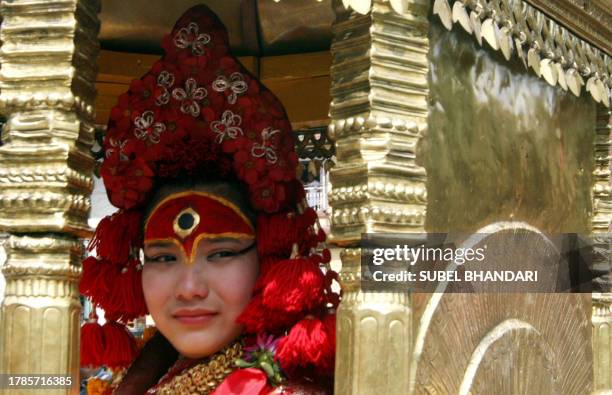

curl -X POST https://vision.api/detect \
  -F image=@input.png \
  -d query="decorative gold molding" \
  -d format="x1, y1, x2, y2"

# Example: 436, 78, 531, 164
432, 0, 611, 107
526, 0, 611, 56
592, 294, 612, 392
328, 0, 429, 244
335, 248, 412, 394
591, 106, 611, 394
0, 0, 101, 390
330, 0, 428, 393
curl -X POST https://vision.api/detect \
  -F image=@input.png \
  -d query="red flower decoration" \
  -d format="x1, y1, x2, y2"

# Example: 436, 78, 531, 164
235, 148, 266, 185
250, 179, 286, 213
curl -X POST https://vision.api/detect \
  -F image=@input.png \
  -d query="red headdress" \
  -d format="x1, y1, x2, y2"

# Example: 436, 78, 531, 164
80, 4, 339, 382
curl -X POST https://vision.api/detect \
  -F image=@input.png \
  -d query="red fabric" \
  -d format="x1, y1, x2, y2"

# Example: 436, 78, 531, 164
144, 192, 254, 260
255, 212, 298, 259
212, 368, 271, 395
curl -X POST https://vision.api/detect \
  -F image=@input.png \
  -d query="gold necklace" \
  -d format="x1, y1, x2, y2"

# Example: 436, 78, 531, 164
156, 341, 243, 395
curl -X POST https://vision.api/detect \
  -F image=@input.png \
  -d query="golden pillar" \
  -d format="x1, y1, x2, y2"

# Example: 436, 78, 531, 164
0, 0, 100, 394
592, 106, 612, 394
328, 0, 429, 393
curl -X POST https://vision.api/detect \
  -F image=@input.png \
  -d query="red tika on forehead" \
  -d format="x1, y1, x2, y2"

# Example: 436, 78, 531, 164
144, 192, 254, 262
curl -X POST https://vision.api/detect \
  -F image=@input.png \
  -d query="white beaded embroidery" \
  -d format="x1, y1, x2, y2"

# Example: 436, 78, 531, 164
173, 22, 211, 56
212, 72, 248, 104
172, 78, 208, 117
155, 71, 175, 106
106, 138, 128, 161
134, 111, 166, 144
251, 127, 281, 164
211, 110, 243, 143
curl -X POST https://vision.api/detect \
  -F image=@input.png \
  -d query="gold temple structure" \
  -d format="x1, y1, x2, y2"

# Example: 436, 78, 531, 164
0, 0, 610, 394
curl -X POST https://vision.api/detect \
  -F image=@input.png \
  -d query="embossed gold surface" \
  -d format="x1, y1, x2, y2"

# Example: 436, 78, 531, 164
335, 248, 412, 394
592, 294, 612, 393
408, 20, 597, 394
592, 106, 611, 393
329, 0, 428, 393
414, 293, 592, 394
425, 21, 596, 234
338, 0, 611, 107
328, 0, 429, 245
430, 0, 611, 108
0, 236, 83, 395
0, 0, 101, 393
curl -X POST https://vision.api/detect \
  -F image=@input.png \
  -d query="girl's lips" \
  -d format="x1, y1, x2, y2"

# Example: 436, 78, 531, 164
172, 309, 218, 325
174, 313, 217, 325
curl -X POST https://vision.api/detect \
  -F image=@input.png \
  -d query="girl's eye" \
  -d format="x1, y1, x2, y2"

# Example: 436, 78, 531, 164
144, 254, 177, 264
208, 250, 238, 261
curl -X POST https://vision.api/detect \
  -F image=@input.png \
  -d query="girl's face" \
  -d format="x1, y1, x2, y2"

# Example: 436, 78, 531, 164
142, 236, 258, 358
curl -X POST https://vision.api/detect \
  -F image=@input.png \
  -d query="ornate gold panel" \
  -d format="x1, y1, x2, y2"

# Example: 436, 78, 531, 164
425, 21, 596, 234
328, 0, 430, 245
413, 293, 592, 394
341, 0, 611, 107
591, 106, 611, 393
329, 0, 429, 393
0, 0, 101, 392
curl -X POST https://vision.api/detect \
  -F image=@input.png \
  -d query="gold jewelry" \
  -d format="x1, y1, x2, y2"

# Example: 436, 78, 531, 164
173, 206, 200, 239
156, 341, 243, 395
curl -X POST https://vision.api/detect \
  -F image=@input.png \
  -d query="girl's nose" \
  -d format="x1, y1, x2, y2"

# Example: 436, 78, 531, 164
174, 263, 209, 301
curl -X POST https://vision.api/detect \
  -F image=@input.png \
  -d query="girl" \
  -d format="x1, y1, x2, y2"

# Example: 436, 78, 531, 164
80, 5, 339, 394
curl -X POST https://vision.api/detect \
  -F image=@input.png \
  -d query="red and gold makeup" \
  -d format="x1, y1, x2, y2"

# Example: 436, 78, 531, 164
144, 191, 255, 263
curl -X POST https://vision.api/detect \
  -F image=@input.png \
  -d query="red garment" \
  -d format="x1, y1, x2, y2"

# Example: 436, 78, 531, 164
212, 369, 271, 395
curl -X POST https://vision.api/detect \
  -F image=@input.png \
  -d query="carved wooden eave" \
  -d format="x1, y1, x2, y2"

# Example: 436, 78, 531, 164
340, 0, 611, 107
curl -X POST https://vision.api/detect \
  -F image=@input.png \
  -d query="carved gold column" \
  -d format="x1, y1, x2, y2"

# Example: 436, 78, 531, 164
592, 106, 612, 394
0, 1, 100, 394
328, 0, 429, 393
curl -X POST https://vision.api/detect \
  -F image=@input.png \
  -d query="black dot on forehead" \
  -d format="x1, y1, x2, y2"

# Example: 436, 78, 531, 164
178, 212, 195, 230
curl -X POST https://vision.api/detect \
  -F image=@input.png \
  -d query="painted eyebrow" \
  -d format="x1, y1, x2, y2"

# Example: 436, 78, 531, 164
207, 236, 255, 244
144, 241, 176, 249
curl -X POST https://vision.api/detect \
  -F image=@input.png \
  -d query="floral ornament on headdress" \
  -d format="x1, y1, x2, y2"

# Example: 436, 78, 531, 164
155, 71, 175, 106
171, 77, 208, 117
212, 110, 243, 143
173, 22, 211, 55
83, 4, 339, 385
212, 72, 248, 104
133, 111, 166, 144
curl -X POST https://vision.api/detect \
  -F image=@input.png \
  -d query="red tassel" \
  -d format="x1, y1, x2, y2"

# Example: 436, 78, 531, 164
105, 259, 147, 321
88, 210, 143, 265
237, 295, 301, 334
80, 316, 105, 368
80, 257, 114, 304
260, 257, 326, 313
321, 248, 332, 264
104, 259, 148, 322
316, 228, 326, 243
256, 212, 298, 258
275, 314, 336, 376
101, 321, 139, 369
81, 257, 147, 322
324, 270, 341, 309
298, 207, 318, 228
